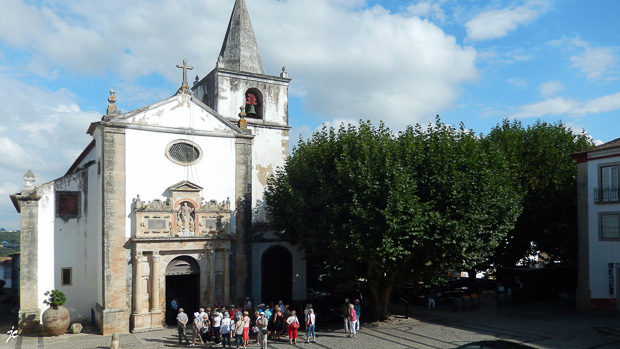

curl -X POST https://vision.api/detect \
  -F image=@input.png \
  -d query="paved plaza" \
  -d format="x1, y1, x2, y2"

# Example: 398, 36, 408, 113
3, 301, 620, 348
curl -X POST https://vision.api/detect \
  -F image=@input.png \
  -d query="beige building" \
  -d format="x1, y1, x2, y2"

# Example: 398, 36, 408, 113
10, 0, 306, 334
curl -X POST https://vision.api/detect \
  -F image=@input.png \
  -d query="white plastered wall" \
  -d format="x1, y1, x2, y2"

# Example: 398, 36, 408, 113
36, 183, 55, 318
587, 154, 620, 299
124, 128, 237, 237
248, 126, 288, 221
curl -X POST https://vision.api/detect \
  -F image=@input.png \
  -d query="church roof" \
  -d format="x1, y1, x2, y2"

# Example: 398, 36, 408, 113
92, 93, 248, 136
217, 0, 265, 74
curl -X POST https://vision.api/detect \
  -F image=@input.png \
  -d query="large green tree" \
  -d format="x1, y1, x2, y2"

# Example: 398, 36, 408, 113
265, 119, 522, 320
487, 119, 593, 266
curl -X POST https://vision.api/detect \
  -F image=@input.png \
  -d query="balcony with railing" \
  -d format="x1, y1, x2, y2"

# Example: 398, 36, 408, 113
594, 187, 619, 203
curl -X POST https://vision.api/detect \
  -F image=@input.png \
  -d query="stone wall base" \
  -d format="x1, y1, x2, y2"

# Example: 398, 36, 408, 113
95, 303, 130, 335
18, 308, 41, 334
130, 311, 165, 333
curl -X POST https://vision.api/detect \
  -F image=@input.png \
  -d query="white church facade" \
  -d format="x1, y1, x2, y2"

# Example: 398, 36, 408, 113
10, 0, 306, 334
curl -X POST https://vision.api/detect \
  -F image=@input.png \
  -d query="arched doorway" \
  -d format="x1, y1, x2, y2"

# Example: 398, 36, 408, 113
165, 256, 200, 325
261, 245, 292, 304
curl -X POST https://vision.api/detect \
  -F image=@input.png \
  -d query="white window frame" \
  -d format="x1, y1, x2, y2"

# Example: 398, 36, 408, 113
600, 164, 619, 202
600, 212, 620, 240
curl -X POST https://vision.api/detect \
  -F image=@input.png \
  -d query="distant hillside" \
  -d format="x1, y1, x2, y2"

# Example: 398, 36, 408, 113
0, 231, 20, 258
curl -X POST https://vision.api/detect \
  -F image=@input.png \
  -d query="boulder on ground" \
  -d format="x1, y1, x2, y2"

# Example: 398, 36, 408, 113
69, 323, 82, 334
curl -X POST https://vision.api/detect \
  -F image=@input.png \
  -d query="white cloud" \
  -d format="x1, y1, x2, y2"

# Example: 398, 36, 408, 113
539, 81, 563, 98
0, 72, 95, 186
510, 92, 620, 119
406, 1, 447, 23
569, 39, 617, 80
0, 182, 21, 229
465, 0, 550, 41
319, 119, 360, 131
0, 137, 35, 170
507, 77, 527, 89
0, 0, 478, 132
477, 47, 532, 66
576, 92, 620, 115
257, 1, 478, 131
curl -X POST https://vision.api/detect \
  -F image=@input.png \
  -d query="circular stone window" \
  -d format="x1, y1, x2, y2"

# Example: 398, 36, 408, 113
165, 140, 203, 166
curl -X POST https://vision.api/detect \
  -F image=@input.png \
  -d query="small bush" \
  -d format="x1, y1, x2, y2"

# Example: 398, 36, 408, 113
43, 290, 66, 307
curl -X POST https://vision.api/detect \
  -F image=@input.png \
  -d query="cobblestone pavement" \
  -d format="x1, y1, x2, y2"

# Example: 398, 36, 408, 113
3, 301, 620, 348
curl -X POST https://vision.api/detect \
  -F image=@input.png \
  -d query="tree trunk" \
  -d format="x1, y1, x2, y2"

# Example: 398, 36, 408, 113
367, 283, 392, 322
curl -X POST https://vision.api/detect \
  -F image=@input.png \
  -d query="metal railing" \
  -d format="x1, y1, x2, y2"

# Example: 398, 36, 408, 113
594, 187, 620, 203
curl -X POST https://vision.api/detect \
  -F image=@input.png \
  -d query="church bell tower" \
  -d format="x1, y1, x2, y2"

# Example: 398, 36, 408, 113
193, 0, 291, 129
193, 0, 292, 300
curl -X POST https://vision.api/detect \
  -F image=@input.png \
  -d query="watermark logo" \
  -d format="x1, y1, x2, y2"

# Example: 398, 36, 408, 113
6, 326, 18, 343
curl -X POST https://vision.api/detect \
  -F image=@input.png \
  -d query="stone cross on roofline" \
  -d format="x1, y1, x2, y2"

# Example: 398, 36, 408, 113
176, 58, 194, 94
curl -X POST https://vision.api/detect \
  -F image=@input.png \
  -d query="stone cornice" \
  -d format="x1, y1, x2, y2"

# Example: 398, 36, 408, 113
95, 122, 255, 139
129, 236, 233, 243
215, 68, 291, 84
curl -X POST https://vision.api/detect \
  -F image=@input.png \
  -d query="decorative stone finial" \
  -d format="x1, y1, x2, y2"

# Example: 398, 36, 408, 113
176, 58, 194, 94
238, 106, 247, 130
23, 170, 35, 191
280, 66, 288, 78
135, 194, 143, 210
106, 89, 118, 115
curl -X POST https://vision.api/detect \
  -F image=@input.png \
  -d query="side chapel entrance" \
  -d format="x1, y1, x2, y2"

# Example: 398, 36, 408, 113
261, 245, 292, 303
165, 256, 200, 325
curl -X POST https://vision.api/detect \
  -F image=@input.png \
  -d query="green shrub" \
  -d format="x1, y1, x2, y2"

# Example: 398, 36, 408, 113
43, 290, 66, 307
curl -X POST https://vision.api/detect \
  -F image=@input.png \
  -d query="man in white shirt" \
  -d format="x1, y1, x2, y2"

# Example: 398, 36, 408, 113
256, 311, 269, 349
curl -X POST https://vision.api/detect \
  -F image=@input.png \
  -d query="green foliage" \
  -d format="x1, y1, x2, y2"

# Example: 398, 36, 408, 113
43, 289, 67, 307
0, 248, 17, 258
265, 118, 522, 320
487, 119, 593, 266
0, 231, 20, 245
0, 231, 20, 257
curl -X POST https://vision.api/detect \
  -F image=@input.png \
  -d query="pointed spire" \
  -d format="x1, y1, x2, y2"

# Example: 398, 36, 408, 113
217, 0, 265, 74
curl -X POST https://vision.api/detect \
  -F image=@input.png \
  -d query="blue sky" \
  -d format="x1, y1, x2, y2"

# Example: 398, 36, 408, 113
1, 0, 619, 229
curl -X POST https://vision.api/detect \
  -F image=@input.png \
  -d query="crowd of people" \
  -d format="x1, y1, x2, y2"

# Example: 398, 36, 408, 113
174, 296, 362, 347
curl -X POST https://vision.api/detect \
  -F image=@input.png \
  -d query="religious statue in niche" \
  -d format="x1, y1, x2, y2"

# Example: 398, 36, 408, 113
177, 202, 195, 235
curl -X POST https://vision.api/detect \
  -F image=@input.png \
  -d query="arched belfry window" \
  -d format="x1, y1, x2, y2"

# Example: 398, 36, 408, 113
245, 88, 263, 119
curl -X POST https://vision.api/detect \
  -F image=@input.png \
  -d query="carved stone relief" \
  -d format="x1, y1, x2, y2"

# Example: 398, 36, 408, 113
133, 181, 232, 238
